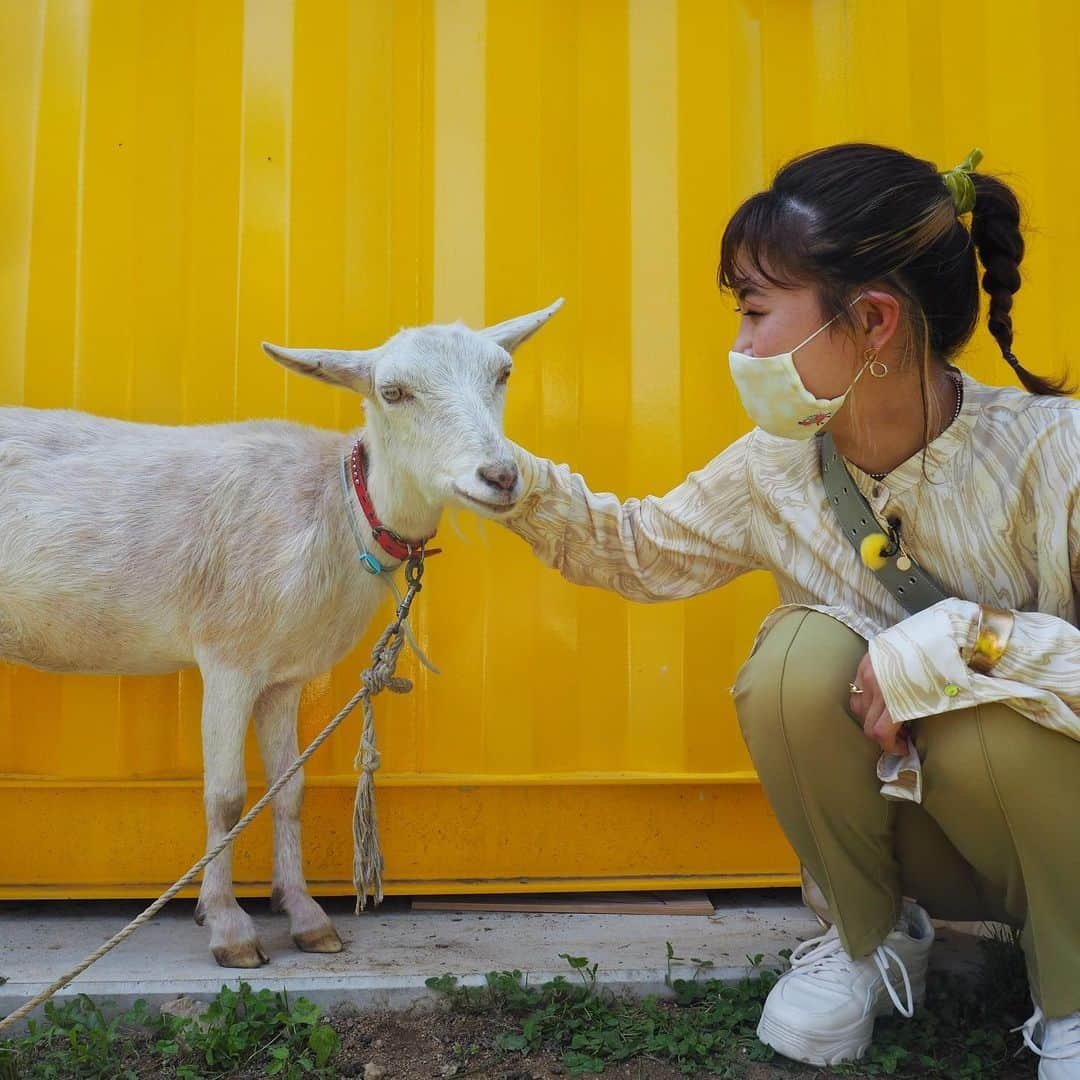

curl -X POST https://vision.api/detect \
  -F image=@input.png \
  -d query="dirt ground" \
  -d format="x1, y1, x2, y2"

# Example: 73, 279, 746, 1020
314, 1000, 1035, 1080
334, 1006, 693, 1078
326, 1002, 797, 1080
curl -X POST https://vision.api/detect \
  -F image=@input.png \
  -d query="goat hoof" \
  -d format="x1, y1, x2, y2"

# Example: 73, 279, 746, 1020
212, 939, 270, 968
293, 925, 343, 954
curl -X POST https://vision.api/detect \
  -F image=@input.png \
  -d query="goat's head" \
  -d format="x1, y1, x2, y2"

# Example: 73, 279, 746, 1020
261, 299, 562, 515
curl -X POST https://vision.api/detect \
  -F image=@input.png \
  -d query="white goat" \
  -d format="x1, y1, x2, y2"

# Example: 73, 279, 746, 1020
0, 300, 561, 967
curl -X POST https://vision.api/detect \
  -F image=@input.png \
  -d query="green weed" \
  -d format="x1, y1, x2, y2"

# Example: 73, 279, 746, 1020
427, 954, 776, 1075
426, 929, 1033, 1078
1, 981, 339, 1080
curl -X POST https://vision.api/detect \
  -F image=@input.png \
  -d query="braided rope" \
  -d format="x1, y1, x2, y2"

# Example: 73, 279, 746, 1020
0, 568, 425, 1036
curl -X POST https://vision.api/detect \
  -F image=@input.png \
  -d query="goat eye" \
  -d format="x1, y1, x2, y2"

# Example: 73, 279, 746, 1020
380, 386, 409, 404
496, 368, 512, 386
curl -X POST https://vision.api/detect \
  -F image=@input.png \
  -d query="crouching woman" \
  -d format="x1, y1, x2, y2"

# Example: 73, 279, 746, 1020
499, 143, 1080, 1076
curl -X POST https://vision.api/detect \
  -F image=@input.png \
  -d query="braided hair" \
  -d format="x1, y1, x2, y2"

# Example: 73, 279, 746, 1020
968, 172, 1065, 393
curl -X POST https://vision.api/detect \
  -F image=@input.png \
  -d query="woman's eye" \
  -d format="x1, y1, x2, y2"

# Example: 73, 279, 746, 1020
380, 386, 411, 404
734, 307, 763, 319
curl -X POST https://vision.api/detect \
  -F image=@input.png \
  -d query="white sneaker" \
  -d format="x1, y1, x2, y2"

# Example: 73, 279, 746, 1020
756, 900, 934, 1065
1017, 1005, 1080, 1078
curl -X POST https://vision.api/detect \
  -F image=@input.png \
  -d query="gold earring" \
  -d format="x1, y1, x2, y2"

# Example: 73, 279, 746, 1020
866, 348, 888, 379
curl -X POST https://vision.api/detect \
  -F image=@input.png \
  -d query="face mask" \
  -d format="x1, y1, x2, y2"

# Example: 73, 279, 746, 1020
728, 294, 867, 440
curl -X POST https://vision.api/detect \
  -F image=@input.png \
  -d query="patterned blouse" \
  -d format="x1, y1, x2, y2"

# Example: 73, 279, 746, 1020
503, 373, 1080, 801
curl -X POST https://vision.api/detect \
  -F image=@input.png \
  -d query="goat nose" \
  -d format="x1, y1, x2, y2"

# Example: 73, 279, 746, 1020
477, 462, 519, 493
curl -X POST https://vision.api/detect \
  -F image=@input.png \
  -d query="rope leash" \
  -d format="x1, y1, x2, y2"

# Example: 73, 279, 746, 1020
350, 556, 431, 911
0, 557, 428, 1036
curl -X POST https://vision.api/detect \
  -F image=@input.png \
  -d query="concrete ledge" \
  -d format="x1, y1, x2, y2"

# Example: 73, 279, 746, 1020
0, 891, 986, 1031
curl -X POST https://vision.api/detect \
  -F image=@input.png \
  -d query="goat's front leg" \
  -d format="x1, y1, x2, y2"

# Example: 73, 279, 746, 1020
253, 681, 343, 954
195, 662, 268, 968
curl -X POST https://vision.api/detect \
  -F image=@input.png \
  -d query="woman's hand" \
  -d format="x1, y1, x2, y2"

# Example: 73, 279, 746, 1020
849, 652, 910, 755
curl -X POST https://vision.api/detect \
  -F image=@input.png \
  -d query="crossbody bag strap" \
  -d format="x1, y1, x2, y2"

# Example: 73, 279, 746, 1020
818, 432, 950, 616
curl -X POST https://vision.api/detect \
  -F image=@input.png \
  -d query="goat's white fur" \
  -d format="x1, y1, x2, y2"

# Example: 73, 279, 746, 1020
0, 299, 562, 967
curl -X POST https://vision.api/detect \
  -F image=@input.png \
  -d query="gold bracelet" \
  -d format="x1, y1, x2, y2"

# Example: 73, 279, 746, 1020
969, 605, 1014, 674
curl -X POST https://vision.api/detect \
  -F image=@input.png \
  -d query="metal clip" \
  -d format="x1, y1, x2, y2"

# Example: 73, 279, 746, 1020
886, 518, 912, 570
405, 556, 425, 589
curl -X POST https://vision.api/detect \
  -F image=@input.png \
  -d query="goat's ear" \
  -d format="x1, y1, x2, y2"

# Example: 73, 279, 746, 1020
260, 343, 376, 396
479, 297, 564, 354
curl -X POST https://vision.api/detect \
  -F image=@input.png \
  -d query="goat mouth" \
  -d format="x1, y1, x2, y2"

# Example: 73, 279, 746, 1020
452, 486, 517, 514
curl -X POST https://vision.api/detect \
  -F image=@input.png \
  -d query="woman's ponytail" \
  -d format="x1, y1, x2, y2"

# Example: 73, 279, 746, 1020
970, 172, 1074, 395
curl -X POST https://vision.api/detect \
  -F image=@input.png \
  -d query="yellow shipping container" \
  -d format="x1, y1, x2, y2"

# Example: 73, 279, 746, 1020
1, 0, 1076, 899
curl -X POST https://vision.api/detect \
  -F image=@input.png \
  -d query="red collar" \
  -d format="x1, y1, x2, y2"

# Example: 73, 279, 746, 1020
348, 441, 441, 563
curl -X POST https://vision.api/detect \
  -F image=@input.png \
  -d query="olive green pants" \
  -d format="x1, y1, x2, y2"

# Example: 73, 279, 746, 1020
733, 608, 1080, 1019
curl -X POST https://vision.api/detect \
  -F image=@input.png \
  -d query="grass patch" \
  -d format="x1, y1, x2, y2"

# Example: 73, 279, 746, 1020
0, 982, 338, 1080
425, 931, 1033, 1077
428, 950, 776, 1076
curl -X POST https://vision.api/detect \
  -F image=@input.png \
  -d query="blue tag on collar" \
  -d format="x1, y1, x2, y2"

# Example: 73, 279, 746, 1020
358, 552, 384, 575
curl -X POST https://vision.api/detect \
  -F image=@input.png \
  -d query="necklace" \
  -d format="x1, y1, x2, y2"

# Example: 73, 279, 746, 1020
867, 373, 963, 482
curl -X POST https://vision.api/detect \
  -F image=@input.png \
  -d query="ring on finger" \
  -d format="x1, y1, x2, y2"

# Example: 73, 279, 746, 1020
848, 682, 865, 695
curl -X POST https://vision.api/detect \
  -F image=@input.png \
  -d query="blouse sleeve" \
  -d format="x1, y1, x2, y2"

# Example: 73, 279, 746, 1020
869, 438, 1080, 738
501, 432, 761, 602
867, 598, 1080, 738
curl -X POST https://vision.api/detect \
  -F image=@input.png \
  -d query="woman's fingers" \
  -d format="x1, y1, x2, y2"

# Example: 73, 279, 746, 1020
856, 652, 879, 696
849, 685, 867, 719
853, 651, 909, 754
867, 701, 909, 755
875, 715, 909, 755
849, 653, 874, 718
862, 696, 886, 741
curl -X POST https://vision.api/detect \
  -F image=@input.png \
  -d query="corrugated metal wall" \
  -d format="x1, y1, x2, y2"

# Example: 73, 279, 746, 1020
1, 0, 1076, 898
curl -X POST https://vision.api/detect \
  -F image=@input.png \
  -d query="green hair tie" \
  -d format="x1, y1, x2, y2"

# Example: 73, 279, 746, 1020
941, 147, 983, 214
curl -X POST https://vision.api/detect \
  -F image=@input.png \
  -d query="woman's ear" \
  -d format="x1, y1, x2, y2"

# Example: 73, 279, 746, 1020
859, 290, 902, 351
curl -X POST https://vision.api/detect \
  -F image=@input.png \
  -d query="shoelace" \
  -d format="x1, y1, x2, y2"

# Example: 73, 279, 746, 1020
788, 930, 916, 1019
1016, 1006, 1080, 1060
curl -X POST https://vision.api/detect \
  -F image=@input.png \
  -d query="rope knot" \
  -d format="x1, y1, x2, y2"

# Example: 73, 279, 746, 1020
355, 745, 381, 772
362, 664, 412, 696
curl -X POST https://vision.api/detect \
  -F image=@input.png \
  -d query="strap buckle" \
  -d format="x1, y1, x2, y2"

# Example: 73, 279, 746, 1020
358, 551, 384, 575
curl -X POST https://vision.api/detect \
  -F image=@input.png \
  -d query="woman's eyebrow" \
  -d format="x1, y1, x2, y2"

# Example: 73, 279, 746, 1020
736, 285, 766, 302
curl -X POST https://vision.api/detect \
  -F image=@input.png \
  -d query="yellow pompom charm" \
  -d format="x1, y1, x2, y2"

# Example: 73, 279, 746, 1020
860, 532, 892, 571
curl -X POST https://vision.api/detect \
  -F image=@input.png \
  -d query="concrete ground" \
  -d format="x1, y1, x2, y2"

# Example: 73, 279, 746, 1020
0, 890, 985, 1028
